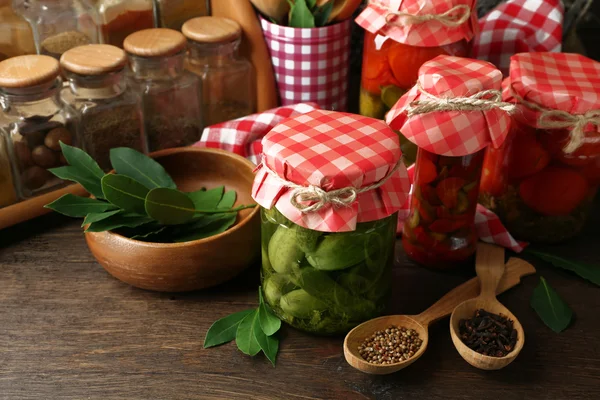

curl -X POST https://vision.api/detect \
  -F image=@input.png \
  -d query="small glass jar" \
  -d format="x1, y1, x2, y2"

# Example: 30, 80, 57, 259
0, 0, 36, 61
0, 129, 17, 207
0, 55, 74, 199
261, 208, 397, 335
154, 0, 208, 31
60, 44, 147, 171
183, 17, 255, 126
124, 28, 203, 152
16, 0, 100, 59
97, 0, 154, 48
403, 149, 484, 268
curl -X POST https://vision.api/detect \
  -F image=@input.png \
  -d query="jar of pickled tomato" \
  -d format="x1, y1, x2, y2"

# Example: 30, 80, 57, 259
386, 55, 513, 269
479, 52, 600, 243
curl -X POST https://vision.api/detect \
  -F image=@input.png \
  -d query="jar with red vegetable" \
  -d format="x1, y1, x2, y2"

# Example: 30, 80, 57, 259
479, 52, 600, 243
386, 55, 514, 269
355, 0, 476, 163
97, 0, 155, 48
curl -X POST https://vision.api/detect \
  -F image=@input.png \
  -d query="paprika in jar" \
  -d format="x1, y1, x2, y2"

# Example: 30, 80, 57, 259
386, 56, 514, 269
97, 0, 154, 48
252, 110, 410, 335
355, 0, 476, 163
479, 53, 600, 243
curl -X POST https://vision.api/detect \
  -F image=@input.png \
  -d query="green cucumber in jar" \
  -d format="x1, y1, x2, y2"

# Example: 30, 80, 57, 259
280, 289, 328, 319
306, 233, 372, 271
268, 225, 305, 275
263, 273, 296, 305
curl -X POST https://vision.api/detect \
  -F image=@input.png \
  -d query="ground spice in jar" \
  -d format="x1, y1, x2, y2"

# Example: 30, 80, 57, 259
358, 326, 423, 364
40, 31, 91, 58
146, 116, 202, 152
459, 309, 518, 357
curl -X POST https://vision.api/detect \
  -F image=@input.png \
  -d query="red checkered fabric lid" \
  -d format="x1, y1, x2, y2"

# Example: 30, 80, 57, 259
386, 55, 512, 156
252, 110, 411, 232
355, 0, 478, 47
504, 52, 600, 135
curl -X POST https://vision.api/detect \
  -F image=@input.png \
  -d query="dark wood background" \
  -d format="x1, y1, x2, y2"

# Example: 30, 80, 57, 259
1, 197, 599, 400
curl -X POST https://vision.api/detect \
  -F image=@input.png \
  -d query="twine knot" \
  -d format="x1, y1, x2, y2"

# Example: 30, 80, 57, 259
405, 83, 517, 118
373, 2, 471, 28
262, 158, 403, 213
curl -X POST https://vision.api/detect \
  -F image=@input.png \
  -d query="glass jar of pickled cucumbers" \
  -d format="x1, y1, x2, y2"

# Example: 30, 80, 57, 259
252, 110, 410, 335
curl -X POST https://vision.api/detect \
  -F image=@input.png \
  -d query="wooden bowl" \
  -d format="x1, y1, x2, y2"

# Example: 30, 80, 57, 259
85, 147, 260, 292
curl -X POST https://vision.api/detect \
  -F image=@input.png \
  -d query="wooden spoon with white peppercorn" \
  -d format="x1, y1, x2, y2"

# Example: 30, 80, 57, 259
343, 255, 535, 375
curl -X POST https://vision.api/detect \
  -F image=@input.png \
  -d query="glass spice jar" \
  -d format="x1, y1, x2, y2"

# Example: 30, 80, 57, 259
154, 0, 208, 31
183, 17, 255, 126
96, 0, 154, 48
124, 28, 203, 152
386, 55, 513, 269
16, 0, 100, 59
253, 110, 410, 335
60, 44, 147, 171
355, 0, 476, 164
479, 52, 600, 243
0, 55, 74, 198
0, 129, 17, 207
0, 0, 36, 62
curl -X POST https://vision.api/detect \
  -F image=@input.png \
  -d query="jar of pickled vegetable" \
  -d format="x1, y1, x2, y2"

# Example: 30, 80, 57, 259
386, 55, 513, 269
0, 55, 74, 199
252, 110, 410, 335
97, 0, 155, 48
355, 0, 476, 130
479, 52, 600, 243
183, 17, 255, 126
124, 28, 203, 151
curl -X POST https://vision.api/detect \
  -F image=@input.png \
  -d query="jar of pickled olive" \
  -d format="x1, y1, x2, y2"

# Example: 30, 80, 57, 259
97, 0, 154, 48
0, 0, 35, 61
479, 52, 600, 243
124, 28, 203, 152
16, 0, 100, 59
183, 17, 255, 126
386, 55, 513, 269
154, 0, 208, 31
60, 44, 147, 171
252, 110, 410, 335
0, 55, 74, 199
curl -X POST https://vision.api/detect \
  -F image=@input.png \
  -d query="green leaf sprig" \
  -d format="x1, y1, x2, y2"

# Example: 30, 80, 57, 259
530, 276, 573, 333
44, 143, 255, 243
286, 0, 334, 28
204, 287, 282, 366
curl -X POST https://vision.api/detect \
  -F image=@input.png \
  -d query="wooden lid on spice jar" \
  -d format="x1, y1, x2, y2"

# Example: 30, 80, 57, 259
60, 44, 127, 76
182, 17, 242, 43
124, 28, 187, 58
0, 55, 60, 88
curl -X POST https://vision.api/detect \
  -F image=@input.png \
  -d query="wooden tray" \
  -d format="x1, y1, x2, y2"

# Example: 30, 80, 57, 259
0, 184, 87, 230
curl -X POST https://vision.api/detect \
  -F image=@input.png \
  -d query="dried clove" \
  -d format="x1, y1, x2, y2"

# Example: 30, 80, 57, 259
458, 309, 518, 357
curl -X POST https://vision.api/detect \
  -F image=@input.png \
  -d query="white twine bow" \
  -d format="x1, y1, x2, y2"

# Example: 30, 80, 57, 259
262, 158, 404, 213
405, 82, 517, 118
511, 89, 600, 154
371, 1, 471, 28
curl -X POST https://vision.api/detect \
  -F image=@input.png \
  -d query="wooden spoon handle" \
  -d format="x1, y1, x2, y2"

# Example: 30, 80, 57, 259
475, 242, 506, 300
414, 258, 535, 326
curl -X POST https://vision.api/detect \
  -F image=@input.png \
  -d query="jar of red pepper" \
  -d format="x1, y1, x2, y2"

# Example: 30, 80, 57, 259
386, 55, 514, 269
355, 0, 476, 121
479, 52, 600, 243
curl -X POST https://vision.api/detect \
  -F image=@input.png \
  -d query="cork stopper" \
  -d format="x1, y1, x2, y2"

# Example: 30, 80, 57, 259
123, 28, 187, 58
60, 44, 127, 75
0, 55, 60, 88
182, 17, 242, 43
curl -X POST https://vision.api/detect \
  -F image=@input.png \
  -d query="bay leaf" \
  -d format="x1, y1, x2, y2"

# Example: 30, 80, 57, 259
526, 249, 600, 287
188, 186, 224, 211
85, 212, 153, 233
530, 276, 573, 333
101, 174, 149, 215
253, 313, 279, 366
49, 165, 104, 199
145, 188, 195, 225
172, 214, 236, 242
203, 309, 254, 348
44, 194, 116, 217
59, 142, 104, 179
81, 209, 121, 226
110, 147, 176, 190
235, 310, 261, 356
289, 0, 315, 28
217, 190, 237, 210
258, 287, 281, 336
314, 0, 333, 27
306, 0, 317, 9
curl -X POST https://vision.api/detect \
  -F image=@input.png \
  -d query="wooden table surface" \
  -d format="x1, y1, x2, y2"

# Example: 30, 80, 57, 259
1, 204, 599, 400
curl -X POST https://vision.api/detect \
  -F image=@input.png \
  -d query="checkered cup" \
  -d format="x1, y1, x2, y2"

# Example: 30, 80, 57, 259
260, 17, 351, 111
